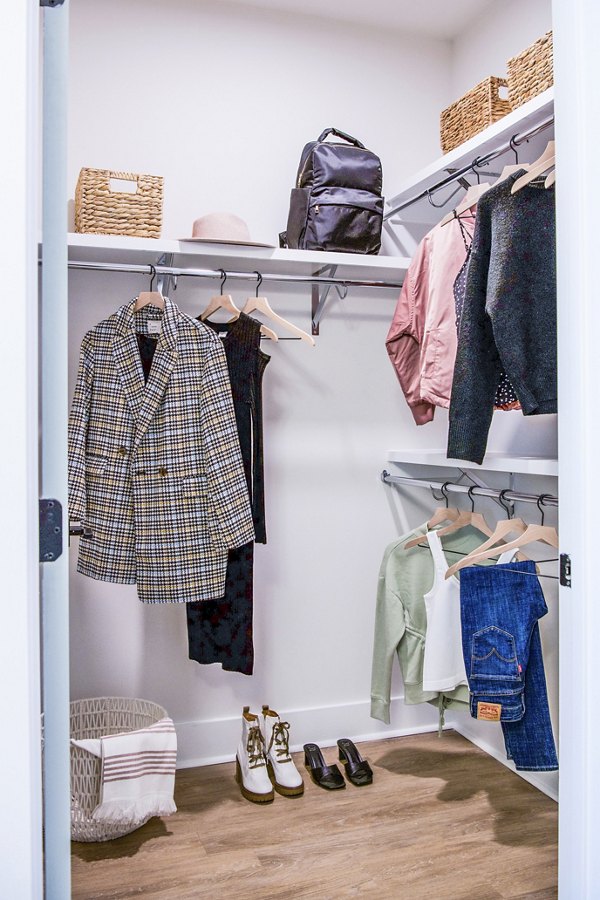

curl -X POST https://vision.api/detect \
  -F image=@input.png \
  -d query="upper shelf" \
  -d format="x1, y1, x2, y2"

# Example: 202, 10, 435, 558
66, 233, 409, 284
388, 450, 558, 477
387, 87, 554, 222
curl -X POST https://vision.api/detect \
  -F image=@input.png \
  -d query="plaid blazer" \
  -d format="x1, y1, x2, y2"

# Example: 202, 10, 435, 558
68, 298, 255, 603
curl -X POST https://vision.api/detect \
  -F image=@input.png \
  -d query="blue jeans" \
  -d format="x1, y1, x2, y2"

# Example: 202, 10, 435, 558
460, 560, 558, 772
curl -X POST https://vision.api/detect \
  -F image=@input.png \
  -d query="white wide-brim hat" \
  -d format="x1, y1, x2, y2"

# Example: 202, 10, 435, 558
179, 212, 274, 247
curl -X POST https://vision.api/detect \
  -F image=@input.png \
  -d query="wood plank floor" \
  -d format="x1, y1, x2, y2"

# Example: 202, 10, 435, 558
71, 730, 558, 899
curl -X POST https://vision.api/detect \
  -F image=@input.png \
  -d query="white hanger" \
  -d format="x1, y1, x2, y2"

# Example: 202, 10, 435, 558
242, 273, 315, 347
200, 271, 278, 341
439, 182, 489, 227
511, 141, 556, 193
134, 264, 165, 311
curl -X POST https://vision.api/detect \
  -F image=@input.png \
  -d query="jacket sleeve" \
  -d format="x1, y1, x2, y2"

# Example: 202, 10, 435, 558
385, 237, 435, 425
68, 333, 93, 522
370, 548, 407, 724
202, 342, 255, 550
447, 197, 501, 464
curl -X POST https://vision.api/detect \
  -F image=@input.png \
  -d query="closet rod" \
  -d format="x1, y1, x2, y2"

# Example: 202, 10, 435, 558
381, 471, 558, 507
66, 260, 403, 291
384, 114, 555, 220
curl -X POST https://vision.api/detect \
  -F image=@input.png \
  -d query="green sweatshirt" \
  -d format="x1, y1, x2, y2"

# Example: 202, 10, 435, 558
370, 522, 490, 724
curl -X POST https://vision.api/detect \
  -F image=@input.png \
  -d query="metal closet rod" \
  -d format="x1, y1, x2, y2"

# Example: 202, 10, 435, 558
384, 114, 555, 220
67, 260, 404, 291
381, 471, 558, 507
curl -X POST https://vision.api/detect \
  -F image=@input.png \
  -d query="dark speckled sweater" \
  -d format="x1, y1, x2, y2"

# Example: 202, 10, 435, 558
447, 171, 556, 464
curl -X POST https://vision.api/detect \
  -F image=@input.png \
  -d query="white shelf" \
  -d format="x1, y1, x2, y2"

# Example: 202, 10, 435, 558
387, 450, 558, 477
66, 233, 409, 284
387, 87, 554, 222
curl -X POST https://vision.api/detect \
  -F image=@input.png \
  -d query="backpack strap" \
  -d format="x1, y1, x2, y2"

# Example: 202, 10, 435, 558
317, 127, 365, 149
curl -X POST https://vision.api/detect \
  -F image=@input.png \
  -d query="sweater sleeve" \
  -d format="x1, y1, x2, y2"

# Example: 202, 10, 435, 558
447, 197, 502, 464
370, 549, 407, 724
385, 237, 435, 425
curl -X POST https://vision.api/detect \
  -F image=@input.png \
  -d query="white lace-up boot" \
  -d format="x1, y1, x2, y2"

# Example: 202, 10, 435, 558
260, 705, 304, 797
235, 707, 274, 803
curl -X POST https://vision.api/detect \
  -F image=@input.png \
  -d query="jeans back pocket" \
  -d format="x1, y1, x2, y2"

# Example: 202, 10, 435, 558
471, 626, 520, 680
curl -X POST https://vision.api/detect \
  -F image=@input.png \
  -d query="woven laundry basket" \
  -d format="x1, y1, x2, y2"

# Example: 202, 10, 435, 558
507, 31, 553, 110
74, 167, 163, 238
440, 76, 511, 153
70, 696, 168, 842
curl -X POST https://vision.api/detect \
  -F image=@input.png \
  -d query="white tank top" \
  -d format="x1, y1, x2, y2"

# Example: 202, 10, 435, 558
421, 530, 517, 693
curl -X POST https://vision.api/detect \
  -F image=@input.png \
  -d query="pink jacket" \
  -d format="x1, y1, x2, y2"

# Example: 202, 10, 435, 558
386, 213, 475, 424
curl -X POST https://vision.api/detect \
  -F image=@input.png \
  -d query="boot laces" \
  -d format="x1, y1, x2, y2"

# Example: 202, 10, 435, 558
246, 725, 266, 769
269, 720, 292, 763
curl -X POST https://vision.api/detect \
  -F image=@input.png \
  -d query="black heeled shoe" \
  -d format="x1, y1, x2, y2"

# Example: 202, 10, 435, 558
303, 743, 345, 790
337, 738, 373, 786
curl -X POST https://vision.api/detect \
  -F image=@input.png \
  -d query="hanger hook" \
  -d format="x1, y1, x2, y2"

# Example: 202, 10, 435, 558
467, 485, 476, 512
498, 489, 513, 520
149, 263, 156, 291
254, 271, 263, 297
430, 484, 445, 504
509, 135, 520, 165
219, 269, 227, 294
441, 481, 452, 509
537, 494, 552, 527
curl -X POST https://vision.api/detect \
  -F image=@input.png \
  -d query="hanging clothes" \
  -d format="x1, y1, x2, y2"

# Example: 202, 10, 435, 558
453, 217, 521, 412
370, 522, 496, 725
448, 172, 557, 464
459, 559, 558, 772
68, 298, 255, 604
385, 211, 475, 424
421, 530, 518, 693
187, 313, 270, 675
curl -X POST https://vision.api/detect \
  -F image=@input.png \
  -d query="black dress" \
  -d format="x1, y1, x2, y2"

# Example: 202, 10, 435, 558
187, 313, 270, 675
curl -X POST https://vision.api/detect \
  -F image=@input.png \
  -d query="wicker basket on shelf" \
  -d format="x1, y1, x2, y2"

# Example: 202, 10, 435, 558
70, 696, 168, 842
74, 167, 163, 238
440, 76, 511, 153
507, 31, 553, 110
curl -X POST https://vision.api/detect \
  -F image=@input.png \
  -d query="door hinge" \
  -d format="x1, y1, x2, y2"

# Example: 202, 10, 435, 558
39, 499, 63, 562
559, 553, 572, 588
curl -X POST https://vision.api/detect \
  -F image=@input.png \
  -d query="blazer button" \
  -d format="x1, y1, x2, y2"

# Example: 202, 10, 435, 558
118, 447, 127, 456
159, 466, 167, 476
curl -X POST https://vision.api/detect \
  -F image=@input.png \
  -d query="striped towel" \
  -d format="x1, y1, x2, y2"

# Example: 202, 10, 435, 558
71, 717, 177, 824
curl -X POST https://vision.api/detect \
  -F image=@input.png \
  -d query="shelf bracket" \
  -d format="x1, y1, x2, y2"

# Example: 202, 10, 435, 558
311, 265, 341, 335
155, 252, 176, 297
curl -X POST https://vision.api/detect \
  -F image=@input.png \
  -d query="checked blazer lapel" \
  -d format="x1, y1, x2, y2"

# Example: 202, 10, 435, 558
111, 298, 180, 450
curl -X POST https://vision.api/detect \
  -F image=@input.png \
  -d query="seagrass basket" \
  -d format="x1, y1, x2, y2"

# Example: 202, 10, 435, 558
507, 31, 553, 110
74, 168, 163, 238
70, 696, 168, 842
440, 76, 511, 153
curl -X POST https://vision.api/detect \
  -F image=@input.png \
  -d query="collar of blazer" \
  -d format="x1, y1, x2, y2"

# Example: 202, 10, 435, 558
111, 297, 180, 452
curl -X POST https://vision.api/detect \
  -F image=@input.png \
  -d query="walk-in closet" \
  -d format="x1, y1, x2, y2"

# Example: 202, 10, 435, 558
5, 0, 600, 897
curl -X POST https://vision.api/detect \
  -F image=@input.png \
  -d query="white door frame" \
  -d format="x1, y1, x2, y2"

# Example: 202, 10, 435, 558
553, 0, 600, 894
0, 0, 43, 896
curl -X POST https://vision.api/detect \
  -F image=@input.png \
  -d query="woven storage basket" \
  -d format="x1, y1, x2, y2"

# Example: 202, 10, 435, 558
70, 696, 168, 842
440, 76, 511, 153
507, 31, 553, 110
74, 168, 163, 238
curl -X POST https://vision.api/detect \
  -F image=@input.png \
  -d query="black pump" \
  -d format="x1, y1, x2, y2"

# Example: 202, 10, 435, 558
337, 738, 373, 786
303, 742, 345, 790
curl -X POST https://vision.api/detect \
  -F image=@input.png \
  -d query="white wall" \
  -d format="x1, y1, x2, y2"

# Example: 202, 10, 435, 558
68, 0, 452, 763
450, 0, 553, 99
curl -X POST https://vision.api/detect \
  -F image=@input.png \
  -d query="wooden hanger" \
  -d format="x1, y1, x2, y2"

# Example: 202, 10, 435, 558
134, 264, 165, 311
445, 523, 558, 580
439, 182, 489, 227
490, 163, 529, 188
242, 273, 315, 346
200, 271, 278, 341
404, 483, 460, 549
511, 141, 555, 193
545, 169, 556, 188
